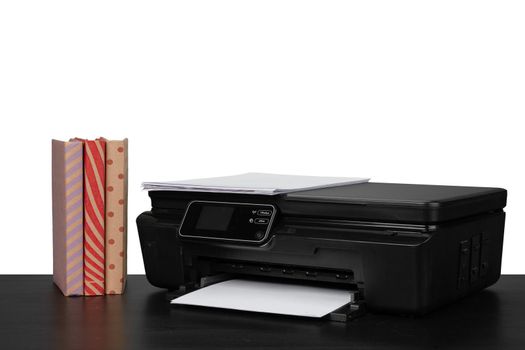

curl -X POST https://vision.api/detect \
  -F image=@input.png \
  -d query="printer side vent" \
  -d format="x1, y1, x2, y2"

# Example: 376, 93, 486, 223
457, 240, 470, 290
470, 235, 481, 283
457, 234, 485, 290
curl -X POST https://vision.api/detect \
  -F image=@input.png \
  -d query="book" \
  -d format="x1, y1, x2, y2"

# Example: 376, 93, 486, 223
52, 140, 84, 296
82, 139, 106, 296
104, 139, 128, 294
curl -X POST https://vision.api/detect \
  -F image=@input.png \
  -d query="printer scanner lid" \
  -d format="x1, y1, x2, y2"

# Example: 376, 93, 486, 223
149, 182, 507, 224
282, 182, 507, 223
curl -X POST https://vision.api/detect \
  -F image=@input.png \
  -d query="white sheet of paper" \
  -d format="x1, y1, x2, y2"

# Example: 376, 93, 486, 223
143, 172, 369, 195
171, 279, 353, 318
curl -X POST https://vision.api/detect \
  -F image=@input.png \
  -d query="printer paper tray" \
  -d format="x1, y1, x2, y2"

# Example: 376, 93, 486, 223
171, 278, 364, 321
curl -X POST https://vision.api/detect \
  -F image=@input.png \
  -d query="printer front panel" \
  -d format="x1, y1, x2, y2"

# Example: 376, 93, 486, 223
137, 194, 505, 315
137, 206, 435, 313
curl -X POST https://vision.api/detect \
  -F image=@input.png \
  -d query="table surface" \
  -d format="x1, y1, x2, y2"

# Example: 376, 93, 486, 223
1, 275, 524, 350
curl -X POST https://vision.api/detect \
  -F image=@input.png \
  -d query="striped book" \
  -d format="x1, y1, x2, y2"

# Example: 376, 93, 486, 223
104, 139, 128, 294
83, 139, 106, 296
52, 140, 84, 296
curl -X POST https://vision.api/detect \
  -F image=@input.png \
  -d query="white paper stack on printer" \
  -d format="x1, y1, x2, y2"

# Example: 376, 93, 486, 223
142, 172, 369, 195
171, 279, 354, 318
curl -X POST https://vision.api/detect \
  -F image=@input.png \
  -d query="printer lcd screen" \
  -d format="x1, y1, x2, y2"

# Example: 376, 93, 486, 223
180, 201, 275, 242
195, 206, 235, 231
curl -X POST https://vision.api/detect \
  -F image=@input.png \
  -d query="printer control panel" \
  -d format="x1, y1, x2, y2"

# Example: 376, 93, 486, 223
179, 201, 276, 243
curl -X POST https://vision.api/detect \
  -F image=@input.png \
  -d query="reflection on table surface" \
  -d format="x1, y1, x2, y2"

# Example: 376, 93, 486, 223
1, 275, 523, 350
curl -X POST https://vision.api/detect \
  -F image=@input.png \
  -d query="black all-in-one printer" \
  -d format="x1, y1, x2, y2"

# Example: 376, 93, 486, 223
137, 182, 506, 318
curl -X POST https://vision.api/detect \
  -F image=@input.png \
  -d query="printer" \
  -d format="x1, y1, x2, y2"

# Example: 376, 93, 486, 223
137, 182, 506, 318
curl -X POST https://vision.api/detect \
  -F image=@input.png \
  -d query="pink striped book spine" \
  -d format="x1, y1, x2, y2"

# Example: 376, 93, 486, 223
83, 139, 106, 296
52, 140, 84, 296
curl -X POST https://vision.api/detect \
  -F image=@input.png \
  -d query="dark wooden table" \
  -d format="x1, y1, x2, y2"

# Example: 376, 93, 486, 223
1, 275, 524, 349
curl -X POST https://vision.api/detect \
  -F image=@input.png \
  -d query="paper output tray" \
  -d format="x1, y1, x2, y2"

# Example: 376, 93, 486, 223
167, 275, 366, 322
327, 292, 366, 322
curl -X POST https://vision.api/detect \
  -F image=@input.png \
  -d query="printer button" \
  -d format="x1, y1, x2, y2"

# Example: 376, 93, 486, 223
257, 209, 272, 216
254, 218, 269, 224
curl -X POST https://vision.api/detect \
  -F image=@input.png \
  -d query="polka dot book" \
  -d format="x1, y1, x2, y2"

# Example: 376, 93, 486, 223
104, 139, 128, 295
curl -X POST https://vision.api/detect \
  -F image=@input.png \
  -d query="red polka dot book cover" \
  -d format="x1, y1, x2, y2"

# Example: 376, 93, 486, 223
104, 139, 128, 295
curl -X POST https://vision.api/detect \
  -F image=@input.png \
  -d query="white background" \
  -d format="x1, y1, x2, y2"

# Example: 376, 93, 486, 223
0, 1, 523, 274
